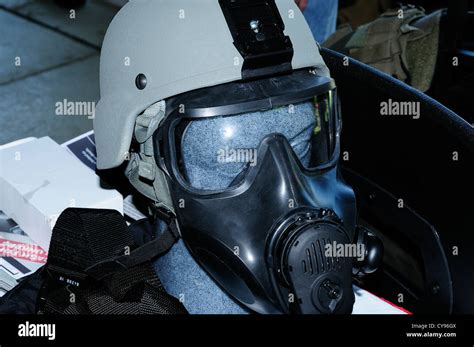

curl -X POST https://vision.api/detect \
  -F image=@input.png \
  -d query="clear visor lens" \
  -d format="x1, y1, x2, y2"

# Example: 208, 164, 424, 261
175, 92, 337, 191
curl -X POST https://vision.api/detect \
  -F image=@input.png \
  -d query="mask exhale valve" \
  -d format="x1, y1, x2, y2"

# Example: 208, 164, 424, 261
270, 209, 355, 314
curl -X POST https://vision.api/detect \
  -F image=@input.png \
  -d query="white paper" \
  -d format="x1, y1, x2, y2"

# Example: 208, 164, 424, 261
0, 137, 123, 251
353, 285, 409, 314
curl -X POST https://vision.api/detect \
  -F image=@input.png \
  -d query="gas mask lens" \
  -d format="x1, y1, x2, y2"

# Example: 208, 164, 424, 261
174, 91, 338, 191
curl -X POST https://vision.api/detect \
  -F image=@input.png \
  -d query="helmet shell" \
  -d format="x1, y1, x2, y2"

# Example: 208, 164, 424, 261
94, 0, 326, 169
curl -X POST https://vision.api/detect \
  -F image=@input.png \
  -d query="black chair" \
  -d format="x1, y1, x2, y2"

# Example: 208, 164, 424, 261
322, 48, 474, 313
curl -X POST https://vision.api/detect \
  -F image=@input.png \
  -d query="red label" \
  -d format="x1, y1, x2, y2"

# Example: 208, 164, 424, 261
0, 238, 48, 264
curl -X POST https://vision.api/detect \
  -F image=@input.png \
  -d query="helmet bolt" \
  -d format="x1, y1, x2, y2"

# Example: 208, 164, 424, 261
250, 20, 261, 33
135, 73, 147, 90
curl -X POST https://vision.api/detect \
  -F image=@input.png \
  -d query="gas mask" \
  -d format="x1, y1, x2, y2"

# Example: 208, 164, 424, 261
154, 69, 363, 314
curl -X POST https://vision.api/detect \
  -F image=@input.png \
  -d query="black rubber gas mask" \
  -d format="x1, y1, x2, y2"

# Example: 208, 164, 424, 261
154, 69, 359, 314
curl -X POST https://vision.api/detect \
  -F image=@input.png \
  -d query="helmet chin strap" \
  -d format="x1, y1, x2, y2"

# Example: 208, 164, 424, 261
125, 101, 175, 214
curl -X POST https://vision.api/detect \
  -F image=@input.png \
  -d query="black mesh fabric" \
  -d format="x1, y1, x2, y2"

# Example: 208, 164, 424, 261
47, 265, 186, 315
47, 209, 132, 273
40, 208, 187, 315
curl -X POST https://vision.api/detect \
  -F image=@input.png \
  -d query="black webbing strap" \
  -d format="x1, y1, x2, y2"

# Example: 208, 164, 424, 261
39, 208, 187, 314
47, 208, 179, 283
85, 221, 179, 280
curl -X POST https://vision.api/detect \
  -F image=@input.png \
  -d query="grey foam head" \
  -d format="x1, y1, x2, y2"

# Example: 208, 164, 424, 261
181, 101, 316, 190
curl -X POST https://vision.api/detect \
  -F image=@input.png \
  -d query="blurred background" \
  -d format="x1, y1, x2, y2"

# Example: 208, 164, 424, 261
0, 0, 127, 145
0, 0, 472, 145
